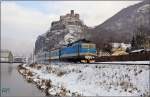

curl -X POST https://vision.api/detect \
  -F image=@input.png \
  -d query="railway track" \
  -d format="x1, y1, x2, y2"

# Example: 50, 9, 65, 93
49, 61, 150, 65
94, 61, 150, 65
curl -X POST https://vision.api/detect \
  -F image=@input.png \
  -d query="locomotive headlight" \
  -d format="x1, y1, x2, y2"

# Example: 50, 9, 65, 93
85, 56, 89, 59
85, 56, 93, 59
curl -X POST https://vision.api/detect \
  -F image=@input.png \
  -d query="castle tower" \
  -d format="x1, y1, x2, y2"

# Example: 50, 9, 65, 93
71, 10, 74, 15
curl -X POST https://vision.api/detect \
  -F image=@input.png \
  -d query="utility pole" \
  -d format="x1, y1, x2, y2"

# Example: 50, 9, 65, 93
33, 48, 35, 64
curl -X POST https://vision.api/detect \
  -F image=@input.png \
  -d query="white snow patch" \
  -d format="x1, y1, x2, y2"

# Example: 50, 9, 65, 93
23, 62, 150, 96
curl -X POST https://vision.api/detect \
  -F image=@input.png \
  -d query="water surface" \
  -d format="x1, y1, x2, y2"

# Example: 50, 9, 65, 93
1, 63, 45, 96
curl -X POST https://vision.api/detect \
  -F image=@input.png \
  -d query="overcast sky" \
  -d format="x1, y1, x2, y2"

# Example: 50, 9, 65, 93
1, 1, 141, 57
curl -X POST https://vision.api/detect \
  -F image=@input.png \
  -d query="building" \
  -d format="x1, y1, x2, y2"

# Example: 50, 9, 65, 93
111, 43, 131, 56
14, 56, 27, 63
0, 50, 13, 63
111, 48, 128, 56
111, 43, 131, 50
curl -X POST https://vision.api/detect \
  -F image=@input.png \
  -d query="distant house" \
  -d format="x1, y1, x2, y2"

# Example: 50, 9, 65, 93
111, 43, 131, 56
111, 43, 131, 51
13, 56, 27, 63
112, 48, 128, 56
0, 50, 13, 63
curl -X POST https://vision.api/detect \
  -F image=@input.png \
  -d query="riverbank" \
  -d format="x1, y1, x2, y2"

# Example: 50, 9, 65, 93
17, 63, 150, 96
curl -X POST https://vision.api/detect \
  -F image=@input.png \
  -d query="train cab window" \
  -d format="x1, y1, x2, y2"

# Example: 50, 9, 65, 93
89, 44, 96, 48
82, 43, 89, 48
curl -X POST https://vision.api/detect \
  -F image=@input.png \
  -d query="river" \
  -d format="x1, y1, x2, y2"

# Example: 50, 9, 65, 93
1, 63, 45, 96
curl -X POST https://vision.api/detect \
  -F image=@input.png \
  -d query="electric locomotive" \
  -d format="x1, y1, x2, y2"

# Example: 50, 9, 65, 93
49, 39, 97, 63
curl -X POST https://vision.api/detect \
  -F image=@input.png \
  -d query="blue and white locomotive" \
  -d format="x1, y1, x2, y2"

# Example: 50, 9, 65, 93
50, 39, 97, 63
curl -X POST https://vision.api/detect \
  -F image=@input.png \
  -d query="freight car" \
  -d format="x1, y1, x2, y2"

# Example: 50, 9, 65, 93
49, 39, 97, 63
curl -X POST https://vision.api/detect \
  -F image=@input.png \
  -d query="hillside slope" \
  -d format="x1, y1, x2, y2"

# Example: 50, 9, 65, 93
87, 0, 150, 48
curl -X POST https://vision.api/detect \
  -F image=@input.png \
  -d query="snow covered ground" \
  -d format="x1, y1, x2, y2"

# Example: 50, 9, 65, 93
19, 62, 150, 96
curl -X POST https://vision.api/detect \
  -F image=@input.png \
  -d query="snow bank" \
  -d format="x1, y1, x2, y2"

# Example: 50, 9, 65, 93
19, 63, 150, 96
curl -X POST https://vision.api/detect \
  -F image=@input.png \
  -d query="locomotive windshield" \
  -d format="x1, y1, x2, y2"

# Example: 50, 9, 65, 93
82, 43, 96, 48
89, 44, 96, 48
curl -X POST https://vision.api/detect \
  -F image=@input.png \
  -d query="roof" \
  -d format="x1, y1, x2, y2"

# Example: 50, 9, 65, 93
0, 50, 13, 58
68, 39, 91, 45
131, 49, 145, 53
112, 51, 128, 56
